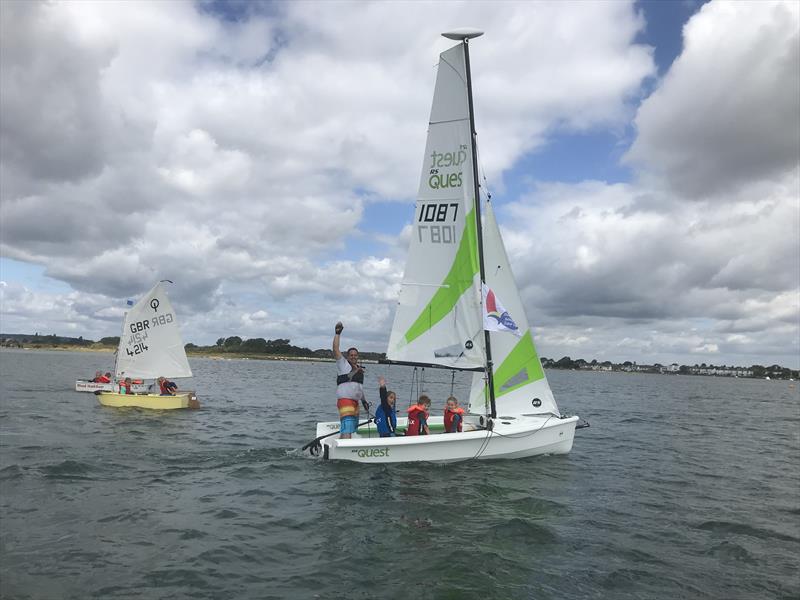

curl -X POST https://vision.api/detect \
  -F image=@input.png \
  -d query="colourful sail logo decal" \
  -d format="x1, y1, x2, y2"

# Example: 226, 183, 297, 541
482, 283, 521, 336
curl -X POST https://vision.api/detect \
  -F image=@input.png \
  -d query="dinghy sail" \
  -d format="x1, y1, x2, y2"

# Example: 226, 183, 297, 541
309, 29, 578, 462
114, 282, 193, 381
96, 281, 198, 409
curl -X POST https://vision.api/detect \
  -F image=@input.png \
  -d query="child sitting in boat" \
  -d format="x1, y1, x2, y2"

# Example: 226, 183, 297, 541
118, 377, 132, 394
406, 395, 431, 436
444, 396, 465, 433
374, 376, 397, 437
158, 376, 178, 395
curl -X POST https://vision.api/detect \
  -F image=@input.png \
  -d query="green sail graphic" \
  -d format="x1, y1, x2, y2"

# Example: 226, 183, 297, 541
473, 331, 545, 402
403, 208, 479, 344
493, 331, 545, 397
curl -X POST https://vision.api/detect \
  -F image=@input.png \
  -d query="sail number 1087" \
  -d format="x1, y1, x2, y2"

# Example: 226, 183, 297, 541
417, 202, 458, 245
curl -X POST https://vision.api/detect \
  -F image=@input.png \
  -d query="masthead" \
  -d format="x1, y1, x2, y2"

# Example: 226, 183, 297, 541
441, 28, 484, 41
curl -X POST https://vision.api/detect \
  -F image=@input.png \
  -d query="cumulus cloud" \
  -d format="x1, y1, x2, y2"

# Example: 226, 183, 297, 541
0, 0, 796, 367
625, 0, 800, 198
0, 0, 654, 341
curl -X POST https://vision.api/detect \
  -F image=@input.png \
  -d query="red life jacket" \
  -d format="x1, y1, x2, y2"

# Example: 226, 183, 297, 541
444, 407, 465, 433
95, 375, 111, 383
406, 404, 429, 436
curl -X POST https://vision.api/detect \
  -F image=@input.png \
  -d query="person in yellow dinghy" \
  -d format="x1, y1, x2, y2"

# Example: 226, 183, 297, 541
118, 377, 133, 394
158, 376, 178, 395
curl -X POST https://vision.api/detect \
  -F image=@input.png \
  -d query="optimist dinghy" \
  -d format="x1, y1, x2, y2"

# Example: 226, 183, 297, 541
97, 281, 199, 410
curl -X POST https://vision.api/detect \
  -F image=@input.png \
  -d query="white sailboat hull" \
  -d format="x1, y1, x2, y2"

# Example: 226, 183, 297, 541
75, 380, 150, 393
314, 414, 578, 464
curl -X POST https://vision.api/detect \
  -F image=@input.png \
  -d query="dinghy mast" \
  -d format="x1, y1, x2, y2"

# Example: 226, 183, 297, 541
442, 29, 497, 419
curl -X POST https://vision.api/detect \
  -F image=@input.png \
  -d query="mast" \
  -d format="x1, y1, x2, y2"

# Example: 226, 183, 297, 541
113, 309, 127, 379
442, 29, 496, 419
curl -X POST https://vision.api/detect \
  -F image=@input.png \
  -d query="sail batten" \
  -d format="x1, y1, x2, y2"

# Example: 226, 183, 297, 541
379, 359, 485, 372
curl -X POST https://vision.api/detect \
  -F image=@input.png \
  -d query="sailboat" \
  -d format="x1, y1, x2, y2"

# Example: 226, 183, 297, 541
308, 29, 579, 463
96, 281, 199, 409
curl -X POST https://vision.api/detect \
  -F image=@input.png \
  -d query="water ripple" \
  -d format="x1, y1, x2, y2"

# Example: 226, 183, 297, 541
0, 351, 797, 600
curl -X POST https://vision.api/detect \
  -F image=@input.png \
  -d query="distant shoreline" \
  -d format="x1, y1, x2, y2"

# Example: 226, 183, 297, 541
2, 345, 794, 378
0, 345, 342, 363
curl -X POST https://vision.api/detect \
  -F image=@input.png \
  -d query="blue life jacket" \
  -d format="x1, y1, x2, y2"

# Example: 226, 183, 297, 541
374, 404, 397, 437
374, 385, 396, 437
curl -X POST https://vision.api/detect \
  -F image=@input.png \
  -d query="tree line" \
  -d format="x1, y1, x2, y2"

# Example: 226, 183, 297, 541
187, 336, 386, 361
542, 356, 799, 380
1, 332, 795, 376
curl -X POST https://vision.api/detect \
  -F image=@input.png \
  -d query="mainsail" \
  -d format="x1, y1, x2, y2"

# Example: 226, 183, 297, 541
114, 282, 192, 380
388, 40, 560, 418
387, 43, 485, 370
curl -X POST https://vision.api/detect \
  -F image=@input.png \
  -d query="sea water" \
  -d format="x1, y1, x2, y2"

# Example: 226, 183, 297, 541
0, 349, 798, 600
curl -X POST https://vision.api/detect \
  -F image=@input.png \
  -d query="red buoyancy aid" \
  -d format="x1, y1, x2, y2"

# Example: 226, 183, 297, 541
444, 407, 465, 433
95, 375, 111, 383
406, 404, 429, 436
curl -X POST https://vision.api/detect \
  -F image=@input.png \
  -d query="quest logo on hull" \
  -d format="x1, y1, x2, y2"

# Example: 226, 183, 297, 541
352, 448, 391, 458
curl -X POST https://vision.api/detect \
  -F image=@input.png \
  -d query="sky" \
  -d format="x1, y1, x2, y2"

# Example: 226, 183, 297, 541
1, 0, 798, 369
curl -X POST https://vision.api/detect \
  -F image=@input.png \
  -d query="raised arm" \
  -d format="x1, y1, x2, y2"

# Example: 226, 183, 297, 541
332, 321, 343, 359
378, 376, 387, 404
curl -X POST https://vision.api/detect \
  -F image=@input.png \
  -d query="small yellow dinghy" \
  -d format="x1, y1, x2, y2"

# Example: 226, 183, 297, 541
97, 281, 198, 410
97, 391, 199, 410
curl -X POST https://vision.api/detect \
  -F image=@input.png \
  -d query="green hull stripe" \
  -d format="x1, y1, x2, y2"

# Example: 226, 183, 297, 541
493, 331, 545, 397
403, 209, 479, 344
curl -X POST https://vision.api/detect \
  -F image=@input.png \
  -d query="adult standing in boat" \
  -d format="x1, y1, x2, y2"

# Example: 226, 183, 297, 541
333, 322, 367, 439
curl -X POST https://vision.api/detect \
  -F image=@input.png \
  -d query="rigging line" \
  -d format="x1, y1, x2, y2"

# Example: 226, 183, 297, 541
470, 423, 493, 460
475, 144, 494, 203
438, 54, 468, 87
468, 372, 493, 460
408, 367, 418, 407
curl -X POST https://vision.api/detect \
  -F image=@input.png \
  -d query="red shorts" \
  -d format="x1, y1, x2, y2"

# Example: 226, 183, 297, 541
337, 398, 359, 418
